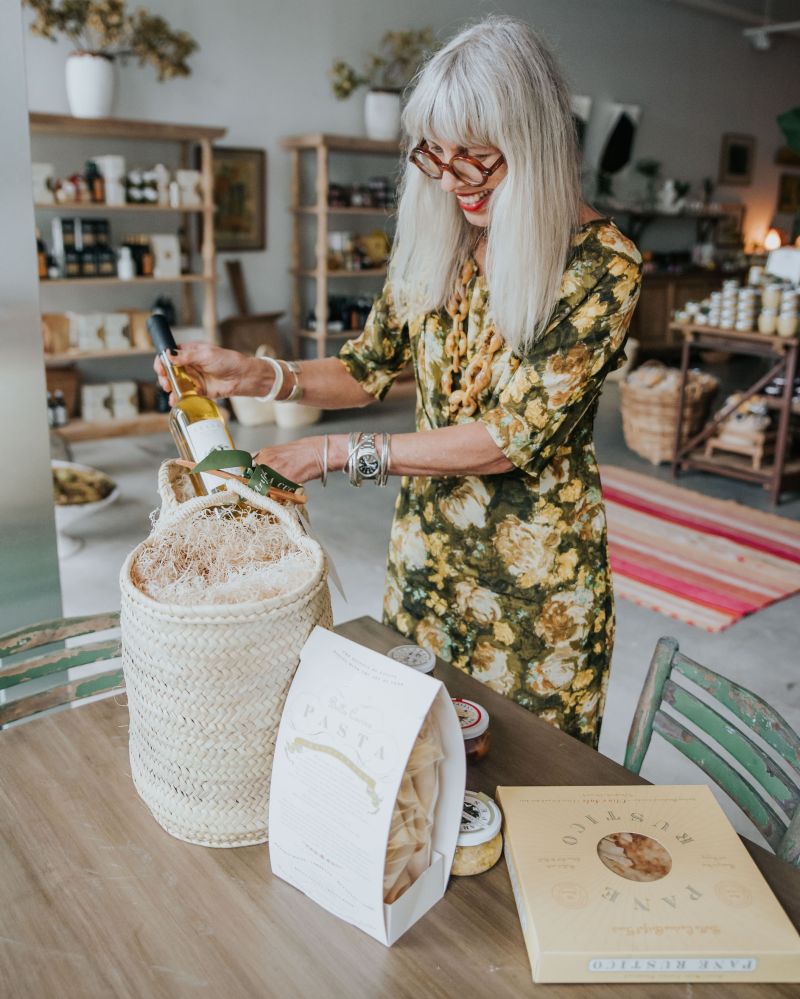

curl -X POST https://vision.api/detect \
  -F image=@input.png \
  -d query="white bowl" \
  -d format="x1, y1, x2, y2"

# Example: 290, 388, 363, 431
52, 460, 120, 556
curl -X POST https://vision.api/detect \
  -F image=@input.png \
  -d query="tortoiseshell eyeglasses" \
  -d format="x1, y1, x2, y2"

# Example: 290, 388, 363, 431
409, 141, 506, 187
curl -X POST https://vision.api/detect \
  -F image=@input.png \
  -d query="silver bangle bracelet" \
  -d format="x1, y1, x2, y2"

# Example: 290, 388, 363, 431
254, 356, 284, 403
321, 434, 329, 487
342, 431, 392, 487
284, 360, 303, 402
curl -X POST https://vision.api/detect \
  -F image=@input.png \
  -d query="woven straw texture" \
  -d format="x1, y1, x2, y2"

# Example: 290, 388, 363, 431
619, 365, 718, 465
120, 462, 332, 848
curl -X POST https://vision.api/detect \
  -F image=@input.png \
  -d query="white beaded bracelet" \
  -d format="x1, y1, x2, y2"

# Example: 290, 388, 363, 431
254, 356, 284, 402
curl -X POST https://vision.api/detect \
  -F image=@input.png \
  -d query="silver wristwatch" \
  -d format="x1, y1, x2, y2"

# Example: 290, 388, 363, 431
355, 432, 381, 482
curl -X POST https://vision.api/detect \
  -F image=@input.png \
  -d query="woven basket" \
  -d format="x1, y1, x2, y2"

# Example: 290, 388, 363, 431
619, 362, 718, 465
120, 461, 332, 848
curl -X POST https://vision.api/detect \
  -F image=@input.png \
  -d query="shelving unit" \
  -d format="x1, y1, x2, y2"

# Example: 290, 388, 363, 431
281, 133, 400, 359
670, 321, 800, 504
30, 112, 225, 441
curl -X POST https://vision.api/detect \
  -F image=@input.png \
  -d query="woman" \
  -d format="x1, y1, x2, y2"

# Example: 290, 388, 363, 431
157, 16, 642, 747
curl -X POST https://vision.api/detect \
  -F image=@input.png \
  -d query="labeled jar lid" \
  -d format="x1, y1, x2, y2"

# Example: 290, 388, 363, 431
452, 697, 489, 739
457, 790, 502, 847
388, 644, 436, 674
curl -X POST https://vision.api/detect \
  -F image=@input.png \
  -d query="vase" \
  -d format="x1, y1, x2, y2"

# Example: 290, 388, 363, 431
65, 52, 116, 118
364, 90, 401, 141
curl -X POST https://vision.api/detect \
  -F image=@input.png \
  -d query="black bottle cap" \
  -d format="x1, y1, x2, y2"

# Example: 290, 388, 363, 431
147, 312, 177, 354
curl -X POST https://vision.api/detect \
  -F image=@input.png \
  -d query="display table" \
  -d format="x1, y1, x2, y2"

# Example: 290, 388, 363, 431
670, 322, 800, 504
2, 615, 798, 998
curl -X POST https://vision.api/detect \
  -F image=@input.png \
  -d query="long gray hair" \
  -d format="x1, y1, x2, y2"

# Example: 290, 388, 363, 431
389, 16, 581, 354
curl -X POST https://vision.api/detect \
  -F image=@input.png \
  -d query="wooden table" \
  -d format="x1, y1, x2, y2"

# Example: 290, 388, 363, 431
670, 322, 800, 504
2, 616, 798, 998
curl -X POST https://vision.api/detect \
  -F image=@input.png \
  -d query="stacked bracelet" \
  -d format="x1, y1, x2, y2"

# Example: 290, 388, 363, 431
321, 434, 329, 488
343, 432, 392, 487
254, 356, 284, 402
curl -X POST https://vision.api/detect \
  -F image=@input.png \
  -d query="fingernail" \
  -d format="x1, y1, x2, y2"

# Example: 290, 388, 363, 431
170, 348, 179, 356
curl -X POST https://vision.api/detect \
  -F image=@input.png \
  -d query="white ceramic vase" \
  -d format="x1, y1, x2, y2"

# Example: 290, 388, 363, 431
364, 90, 401, 141
65, 52, 116, 118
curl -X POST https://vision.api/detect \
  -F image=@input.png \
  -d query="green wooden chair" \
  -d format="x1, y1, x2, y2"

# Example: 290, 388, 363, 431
0, 612, 123, 728
625, 636, 800, 867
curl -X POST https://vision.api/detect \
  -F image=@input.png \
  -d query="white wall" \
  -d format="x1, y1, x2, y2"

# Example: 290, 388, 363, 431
23, 0, 800, 328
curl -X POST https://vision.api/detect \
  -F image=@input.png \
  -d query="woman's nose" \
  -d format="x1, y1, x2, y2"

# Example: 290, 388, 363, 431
439, 168, 460, 193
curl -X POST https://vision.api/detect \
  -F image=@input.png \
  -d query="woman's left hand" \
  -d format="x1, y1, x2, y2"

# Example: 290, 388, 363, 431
253, 437, 324, 485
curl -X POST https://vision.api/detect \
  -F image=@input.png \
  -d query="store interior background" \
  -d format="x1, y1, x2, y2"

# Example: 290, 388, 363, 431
4, 0, 799, 844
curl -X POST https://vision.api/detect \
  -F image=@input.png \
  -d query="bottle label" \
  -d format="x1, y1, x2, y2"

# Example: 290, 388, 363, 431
184, 418, 242, 492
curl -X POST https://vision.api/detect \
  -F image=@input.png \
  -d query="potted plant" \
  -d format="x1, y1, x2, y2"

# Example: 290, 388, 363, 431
24, 1, 198, 119
329, 29, 435, 141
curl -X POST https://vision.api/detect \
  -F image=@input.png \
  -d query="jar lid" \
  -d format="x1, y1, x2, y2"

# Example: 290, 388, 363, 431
457, 790, 502, 847
452, 697, 489, 739
388, 644, 436, 674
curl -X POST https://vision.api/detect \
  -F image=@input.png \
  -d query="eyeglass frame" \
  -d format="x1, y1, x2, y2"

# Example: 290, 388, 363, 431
408, 140, 506, 187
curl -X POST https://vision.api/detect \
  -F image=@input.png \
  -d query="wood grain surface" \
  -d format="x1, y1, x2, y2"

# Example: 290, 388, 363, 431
1, 615, 797, 999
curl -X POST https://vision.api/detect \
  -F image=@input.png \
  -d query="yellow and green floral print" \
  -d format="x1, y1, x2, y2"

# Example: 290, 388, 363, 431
339, 219, 642, 747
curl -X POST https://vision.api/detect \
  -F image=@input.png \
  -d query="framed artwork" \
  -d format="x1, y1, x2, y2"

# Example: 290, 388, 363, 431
716, 202, 746, 248
718, 133, 756, 186
202, 146, 266, 251
777, 173, 800, 214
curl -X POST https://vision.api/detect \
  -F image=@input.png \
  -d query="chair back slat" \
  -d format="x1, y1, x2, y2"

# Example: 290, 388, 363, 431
662, 677, 800, 815
674, 654, 800, 769
0, 639, 121, 690
0, 612, 120, 658
653, 710, 787, 852
0, 666, 124, 727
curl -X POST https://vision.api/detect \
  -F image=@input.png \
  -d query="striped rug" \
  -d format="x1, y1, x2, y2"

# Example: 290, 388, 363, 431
601, 465, 800, 632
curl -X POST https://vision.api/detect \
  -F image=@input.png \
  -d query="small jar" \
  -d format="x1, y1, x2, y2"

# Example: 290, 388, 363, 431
777, 313, 798, 338
758, 310, 778, 335
388, 644, 435, 675
452, 697, 491, 762
451, 790, 503, 876
762, 284, 783, 311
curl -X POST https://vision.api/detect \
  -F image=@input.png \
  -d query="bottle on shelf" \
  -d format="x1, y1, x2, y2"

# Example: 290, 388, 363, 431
35, 228, 47, 279
46, 391, 55, 428
117, 246, 135, 280
53, 390, 69, 427
147, 312, 245, 495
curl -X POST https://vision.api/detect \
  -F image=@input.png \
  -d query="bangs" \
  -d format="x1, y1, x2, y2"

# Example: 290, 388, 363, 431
403, 51, 496, 150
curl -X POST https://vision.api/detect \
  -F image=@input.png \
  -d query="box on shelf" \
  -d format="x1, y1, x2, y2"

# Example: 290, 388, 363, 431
81, 384, 114, 423
269, 627, 465, 947
150, 234, 181, 279
497, 785, 800, 984
110, 381, 139, 420
41, 313, 71, 355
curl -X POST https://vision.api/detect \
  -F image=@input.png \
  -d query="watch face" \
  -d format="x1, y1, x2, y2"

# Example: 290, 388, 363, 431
357, 453, 380, 478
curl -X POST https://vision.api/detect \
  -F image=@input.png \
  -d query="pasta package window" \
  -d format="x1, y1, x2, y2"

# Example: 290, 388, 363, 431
269, 627, 466, 946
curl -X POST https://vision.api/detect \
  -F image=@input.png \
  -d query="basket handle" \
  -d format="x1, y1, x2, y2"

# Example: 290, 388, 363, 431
154, 460, 306, 539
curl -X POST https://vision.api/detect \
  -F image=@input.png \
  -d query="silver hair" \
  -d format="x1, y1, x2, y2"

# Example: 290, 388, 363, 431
389, 16, 581, 355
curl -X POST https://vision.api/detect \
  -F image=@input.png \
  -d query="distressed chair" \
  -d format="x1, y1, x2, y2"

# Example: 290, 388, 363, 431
625, 636, 800, 867
0, 612, 123, 728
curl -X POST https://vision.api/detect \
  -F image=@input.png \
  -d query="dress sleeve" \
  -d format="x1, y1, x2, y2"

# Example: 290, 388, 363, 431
338, 283, 411, 401
480, 252, 642, 477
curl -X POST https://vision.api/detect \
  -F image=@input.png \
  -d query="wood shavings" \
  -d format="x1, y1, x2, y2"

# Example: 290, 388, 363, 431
131, 504, 319, 605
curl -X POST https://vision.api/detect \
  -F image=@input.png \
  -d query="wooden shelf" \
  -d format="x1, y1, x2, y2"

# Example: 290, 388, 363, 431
34, 202, 205, 213
670, 321, 799, 349
29, 112, 225, 142
292, 268, 386, 279
44, 348, 154, 365
41, 274, 209, 286
54, 412, 170, 443
281, 133, 400, 155
684, 448, 800, 484
296, 328, 356, 341
293, 205, 392, 217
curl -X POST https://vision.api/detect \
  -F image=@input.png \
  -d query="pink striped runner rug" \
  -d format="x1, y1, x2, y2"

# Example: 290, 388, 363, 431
601, 465, 800, 632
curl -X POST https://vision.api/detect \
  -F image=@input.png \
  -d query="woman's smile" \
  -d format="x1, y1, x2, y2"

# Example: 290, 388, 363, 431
456, 189, 493, 213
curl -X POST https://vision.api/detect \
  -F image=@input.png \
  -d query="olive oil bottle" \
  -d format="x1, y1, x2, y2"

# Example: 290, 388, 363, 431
147, 313, 244, 495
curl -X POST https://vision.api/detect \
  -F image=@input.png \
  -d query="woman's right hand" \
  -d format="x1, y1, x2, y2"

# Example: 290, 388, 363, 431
154, 342, 268, 402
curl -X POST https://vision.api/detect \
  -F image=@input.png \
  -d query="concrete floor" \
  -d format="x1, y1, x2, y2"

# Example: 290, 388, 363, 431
55, 380, 799, 848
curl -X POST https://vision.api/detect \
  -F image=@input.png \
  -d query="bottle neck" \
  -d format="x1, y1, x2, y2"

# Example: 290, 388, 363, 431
160, 352, 198, 400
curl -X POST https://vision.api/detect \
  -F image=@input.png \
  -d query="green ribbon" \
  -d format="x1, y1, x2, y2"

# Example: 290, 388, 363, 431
193, 448, 302, 495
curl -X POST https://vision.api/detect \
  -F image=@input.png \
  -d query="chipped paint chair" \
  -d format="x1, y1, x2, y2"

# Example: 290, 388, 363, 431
0, 612, 123, 728
625, 636, 800, 867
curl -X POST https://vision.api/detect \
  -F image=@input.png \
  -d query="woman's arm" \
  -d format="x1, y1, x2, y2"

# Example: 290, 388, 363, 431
155, 345, 375, 410
253, 423, 513, 484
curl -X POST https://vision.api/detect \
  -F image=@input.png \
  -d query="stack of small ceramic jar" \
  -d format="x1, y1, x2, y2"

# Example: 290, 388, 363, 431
706, 281, 757, 331
759, 281, 798, 338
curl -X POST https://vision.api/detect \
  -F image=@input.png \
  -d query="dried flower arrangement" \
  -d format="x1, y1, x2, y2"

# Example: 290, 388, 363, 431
23, 0, 198, 80
330, 29, 435, 99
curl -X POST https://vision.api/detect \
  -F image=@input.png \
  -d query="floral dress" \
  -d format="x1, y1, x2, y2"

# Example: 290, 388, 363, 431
338, 219, 642, 746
